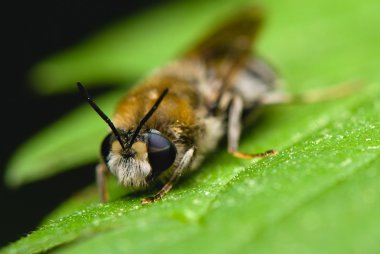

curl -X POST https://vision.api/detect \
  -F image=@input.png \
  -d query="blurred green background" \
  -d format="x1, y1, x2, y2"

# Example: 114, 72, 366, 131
1, 0, 379, 253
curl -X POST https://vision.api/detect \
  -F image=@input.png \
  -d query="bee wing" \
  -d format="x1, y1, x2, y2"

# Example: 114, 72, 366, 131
185, 8, 264, 83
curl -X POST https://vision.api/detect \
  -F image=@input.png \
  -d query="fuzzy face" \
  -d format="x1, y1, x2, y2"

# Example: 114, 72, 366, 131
102, 130, 178, 188
107, 150, 152, 189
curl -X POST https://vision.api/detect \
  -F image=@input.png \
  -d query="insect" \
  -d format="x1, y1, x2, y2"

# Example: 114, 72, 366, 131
78, 8, 359, 204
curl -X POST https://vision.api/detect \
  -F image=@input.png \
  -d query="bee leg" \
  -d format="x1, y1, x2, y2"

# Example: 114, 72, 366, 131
260, 81, 362, 105
228, 94, 278, 159
96, 163, 109, 203
142, 147, 195, 204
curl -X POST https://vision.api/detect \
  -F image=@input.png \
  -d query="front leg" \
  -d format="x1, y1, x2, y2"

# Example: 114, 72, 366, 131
142, 147, 195, 204
228, 94, 277, 159
96, 163, 109, 203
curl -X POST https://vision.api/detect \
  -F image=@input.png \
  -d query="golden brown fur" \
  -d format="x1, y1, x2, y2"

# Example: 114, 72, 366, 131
113, 74, 202, 146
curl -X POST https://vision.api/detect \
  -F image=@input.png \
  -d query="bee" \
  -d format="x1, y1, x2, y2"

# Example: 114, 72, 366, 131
78, 8, 359, 204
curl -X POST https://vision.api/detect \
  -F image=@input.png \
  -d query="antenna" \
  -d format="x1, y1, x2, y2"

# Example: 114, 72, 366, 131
76, 82, 125, 150
128, 88, 169, 149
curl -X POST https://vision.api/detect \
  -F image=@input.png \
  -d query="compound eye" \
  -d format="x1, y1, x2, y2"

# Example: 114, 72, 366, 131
147, 132, 177, 176
101, 133, 113, 163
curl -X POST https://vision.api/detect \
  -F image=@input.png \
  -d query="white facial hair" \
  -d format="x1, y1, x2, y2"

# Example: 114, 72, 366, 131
107, 152, 152, 189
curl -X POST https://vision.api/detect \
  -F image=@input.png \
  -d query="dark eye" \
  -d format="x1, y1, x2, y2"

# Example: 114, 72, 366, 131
147, 132, 177, 176
101, 133, 112, 163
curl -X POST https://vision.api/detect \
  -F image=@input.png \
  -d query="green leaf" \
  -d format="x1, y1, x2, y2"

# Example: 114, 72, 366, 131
5, 90, 121, 187
2, 94, 379, 254
2, 0, 380, 253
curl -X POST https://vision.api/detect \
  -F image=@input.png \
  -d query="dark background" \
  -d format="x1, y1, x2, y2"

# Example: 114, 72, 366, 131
1, 0, 168, 247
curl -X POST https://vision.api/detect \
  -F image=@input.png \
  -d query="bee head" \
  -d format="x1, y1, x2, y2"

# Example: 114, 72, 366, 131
101, 129, 177, 186
77, 82, 175, 188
